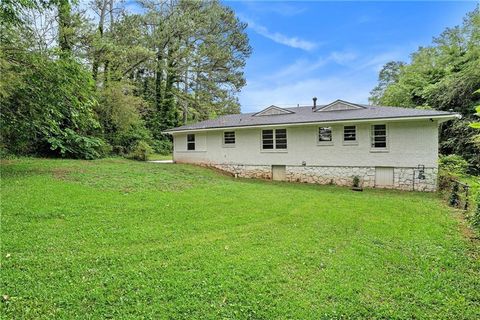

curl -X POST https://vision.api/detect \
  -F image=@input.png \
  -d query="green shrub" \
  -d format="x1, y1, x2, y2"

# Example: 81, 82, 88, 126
1, 54, 103, 159
48, 129, 107, 160
352, 176, 360, 188
152, 139, 173, 155
112, 125, 152, 155
96, 83, 153, 157
438, 169, 457, 191
0, 145, 14, 159
439, 154, 469, 176
127, 140, 153, 161
471, 192, 480, 229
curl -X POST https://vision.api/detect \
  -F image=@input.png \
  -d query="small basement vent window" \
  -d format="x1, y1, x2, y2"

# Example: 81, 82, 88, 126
343, 126, 357, 142
223, 131, 235, 145
187, 134, 195, 150
371, 124, 387, 148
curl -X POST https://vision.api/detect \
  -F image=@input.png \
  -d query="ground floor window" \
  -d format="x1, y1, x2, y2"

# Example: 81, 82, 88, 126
223, 131, 236, 145
371, 124, 387, 148
319, 127, 332, 142
187, 134, 195, 150
343, 125, 357, 142
262, 128, 287, 150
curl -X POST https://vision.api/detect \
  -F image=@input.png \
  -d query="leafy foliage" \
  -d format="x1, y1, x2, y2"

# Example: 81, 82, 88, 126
127, 140, 154, 161
469, 91, 480, 146
439, 154, 469, 176
151, 139, 173, 155
0, 51, 105, 158
1, 0, 250, 159
369, 61, 405, 105
473, 192, 480, 228
370, 7, 480, 172
352, 175, 360, 188
96, 83, 153, 155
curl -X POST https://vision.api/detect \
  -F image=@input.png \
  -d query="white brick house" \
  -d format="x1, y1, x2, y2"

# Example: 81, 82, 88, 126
164, 99, 459, 191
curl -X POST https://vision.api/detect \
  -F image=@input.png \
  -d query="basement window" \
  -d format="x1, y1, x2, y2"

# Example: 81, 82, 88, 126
223, 131, 236, 145
262, 129, 287, 150
187, 134, 195, 150
371, 124, 387, 149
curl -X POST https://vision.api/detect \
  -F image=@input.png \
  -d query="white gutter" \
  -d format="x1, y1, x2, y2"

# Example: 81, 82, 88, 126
163, 113, 461, 134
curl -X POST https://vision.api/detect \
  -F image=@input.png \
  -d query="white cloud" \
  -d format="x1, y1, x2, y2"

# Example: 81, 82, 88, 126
256, 51, 357, 84
329, 51, 358, 65
265, 57, 329, 80
243, 17, 317, 51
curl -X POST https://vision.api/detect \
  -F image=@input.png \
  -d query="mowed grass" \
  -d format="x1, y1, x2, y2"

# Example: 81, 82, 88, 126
1, 158, 479, 319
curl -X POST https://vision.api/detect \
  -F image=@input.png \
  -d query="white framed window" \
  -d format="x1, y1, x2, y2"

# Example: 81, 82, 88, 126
262, 128, 287, 150
371, 124, 388, 149
223, 131, 235, 145
343, 125, 357, 143
318, 127, 332, 142
275, 129, 287, 149
187, 134, 195, 150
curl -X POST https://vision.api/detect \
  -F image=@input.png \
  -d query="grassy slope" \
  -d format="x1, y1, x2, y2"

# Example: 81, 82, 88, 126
1, 159, 479, 319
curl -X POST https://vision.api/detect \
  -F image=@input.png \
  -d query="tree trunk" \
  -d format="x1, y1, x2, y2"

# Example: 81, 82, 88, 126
103, 0, 115, 86
183, 70, 188, 124
58, 0, 72, 55
155, 51, 164, 113
92, 0, 107, 82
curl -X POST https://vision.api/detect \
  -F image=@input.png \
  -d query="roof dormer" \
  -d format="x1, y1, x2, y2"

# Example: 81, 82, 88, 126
253, 105, 294, 116
315, 99, 365, 112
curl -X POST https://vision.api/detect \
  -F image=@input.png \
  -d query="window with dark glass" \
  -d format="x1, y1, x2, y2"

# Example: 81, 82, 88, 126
262, 130, 274, 149
275, 129, 287, 149
371, 124, 387, 148
262, 129, 287, 150
187, 134, 195, 150
319, 127, 332, 142
343, 126, 357, 142
223, 131, 235, 144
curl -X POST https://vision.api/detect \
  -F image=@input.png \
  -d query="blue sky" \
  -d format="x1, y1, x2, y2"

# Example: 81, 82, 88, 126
224, 1, 478, 112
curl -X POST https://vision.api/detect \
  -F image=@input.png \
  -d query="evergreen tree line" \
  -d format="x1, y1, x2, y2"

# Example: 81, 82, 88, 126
0, 0, 251, 158
370, 7, 480, 173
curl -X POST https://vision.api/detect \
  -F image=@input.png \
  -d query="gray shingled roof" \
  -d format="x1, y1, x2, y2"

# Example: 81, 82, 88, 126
165, 102, 458, 133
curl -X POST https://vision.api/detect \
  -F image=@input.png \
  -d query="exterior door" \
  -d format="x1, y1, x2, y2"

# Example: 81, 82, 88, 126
272, 165, 286, 181
375, 167, 394, 188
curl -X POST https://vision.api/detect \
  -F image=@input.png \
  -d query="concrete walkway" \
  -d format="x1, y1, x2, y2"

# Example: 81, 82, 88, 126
148, 160, 174, 164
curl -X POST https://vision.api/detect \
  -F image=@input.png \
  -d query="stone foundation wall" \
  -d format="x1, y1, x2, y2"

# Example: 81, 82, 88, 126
211, 164, 272, 179
209, 163, 437, 191
394, 167, 437, 192
285, 166, 376, 187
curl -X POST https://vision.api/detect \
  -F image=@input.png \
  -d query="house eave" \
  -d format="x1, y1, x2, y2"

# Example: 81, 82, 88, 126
163, 113, 460, 134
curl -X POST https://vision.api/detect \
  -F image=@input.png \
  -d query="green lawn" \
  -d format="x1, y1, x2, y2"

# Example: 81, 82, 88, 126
1, 159, 479, 319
